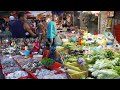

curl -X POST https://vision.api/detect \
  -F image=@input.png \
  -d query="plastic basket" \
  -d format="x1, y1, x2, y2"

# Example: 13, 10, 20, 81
49, 62, 62, 70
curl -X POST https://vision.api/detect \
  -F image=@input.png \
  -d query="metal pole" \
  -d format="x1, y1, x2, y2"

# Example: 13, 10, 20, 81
98, 14, 100, 33
73, 11, 74, 26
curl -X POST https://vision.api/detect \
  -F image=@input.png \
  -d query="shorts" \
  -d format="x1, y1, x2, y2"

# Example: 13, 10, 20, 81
47, 38, 55, 46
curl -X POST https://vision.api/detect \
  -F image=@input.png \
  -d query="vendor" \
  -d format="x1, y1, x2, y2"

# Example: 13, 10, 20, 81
42, 43, 50, 58
32, 37, 40, 53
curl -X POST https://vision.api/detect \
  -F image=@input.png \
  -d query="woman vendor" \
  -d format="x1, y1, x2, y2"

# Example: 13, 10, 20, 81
32, 37, 40, 53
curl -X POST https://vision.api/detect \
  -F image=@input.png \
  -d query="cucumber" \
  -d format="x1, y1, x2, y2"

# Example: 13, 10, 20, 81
65, 64, 81, 72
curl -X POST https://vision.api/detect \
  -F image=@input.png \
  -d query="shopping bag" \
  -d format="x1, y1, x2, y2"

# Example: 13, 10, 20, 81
54, 34, 63, 46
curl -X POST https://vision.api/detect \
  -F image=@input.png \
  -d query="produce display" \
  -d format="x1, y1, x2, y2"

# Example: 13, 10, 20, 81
41, 58, 55, 67
0, 30, 120, 79
6, 71, 28, 79
34, 69, 67, 79
58, 31, 120, 79
21, 59, 42, 71
2, 67, 21, 74
1, 58, 18, 68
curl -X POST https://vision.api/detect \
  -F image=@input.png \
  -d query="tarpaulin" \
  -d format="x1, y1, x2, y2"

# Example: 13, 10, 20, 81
52, 11, 64, 15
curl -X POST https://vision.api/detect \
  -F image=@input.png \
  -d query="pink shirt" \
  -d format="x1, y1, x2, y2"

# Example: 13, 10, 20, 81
33, 42, 40, 52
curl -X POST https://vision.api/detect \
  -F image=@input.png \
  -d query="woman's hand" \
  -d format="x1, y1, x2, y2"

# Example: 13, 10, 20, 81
35, 45, 39, 49
32, 43, 35, 48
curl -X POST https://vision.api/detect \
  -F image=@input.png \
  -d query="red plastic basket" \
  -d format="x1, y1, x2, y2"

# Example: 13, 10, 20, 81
49, 62, 62, 70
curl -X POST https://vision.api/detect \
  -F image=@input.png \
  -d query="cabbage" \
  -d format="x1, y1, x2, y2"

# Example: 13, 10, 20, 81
88, 68, 96, 72
114, 66, 120, 75
112, 58, 120, 66
92, 59, 114, 70
92, 69, 119, 79
96, 69, 119, 79
92, 70, 100, 77
99, 59, 114, 69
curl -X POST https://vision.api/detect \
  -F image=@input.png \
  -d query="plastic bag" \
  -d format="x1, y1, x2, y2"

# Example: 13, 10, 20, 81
54, 35, 63, 46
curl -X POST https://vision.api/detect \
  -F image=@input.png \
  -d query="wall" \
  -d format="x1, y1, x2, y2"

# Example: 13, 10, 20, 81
99, 11, 108, 34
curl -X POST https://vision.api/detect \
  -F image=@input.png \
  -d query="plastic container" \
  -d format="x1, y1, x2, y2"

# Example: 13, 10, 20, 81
49, 62, 62, 70
24, 50, 30, 57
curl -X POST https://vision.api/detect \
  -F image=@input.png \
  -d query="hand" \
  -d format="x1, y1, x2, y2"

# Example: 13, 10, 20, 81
32, 34, 38, 38
35, 45, 39, 49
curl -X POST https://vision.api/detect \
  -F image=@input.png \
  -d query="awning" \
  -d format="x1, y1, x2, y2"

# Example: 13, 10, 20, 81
52, 11, 64, 15
0, 11, 10, 18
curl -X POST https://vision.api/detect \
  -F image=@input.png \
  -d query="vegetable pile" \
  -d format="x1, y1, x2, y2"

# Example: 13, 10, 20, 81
41, 58, 55, 67
87, 50, 120, 79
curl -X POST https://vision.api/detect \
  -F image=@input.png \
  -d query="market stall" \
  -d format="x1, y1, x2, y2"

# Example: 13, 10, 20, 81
56, 28, 120, 79
0, 27, 120, 79
0, 38, 68, 79
0, 11, 120, 79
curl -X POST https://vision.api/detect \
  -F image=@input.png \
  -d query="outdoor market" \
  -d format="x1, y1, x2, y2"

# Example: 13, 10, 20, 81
0, 11, 120, 79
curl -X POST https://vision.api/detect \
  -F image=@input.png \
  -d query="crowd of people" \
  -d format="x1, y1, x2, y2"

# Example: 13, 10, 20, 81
0, 12, 76, 46
0, 12, 66, 59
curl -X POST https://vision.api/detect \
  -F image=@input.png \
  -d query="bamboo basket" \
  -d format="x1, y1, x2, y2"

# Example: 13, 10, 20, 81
62, 49, 69, 53
66, 62, 88, 79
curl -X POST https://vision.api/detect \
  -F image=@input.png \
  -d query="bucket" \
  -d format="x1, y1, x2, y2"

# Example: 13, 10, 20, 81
24, 50, 30, 57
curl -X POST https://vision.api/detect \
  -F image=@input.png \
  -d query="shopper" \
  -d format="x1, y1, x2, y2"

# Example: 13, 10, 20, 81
37, 20, 46, 41
32, 37, 40, 53
3, 26, 12, 37
1, 23, 5, 32
8, 16, 16, 33
46, 15, 57, 46
11, 12, 37, 38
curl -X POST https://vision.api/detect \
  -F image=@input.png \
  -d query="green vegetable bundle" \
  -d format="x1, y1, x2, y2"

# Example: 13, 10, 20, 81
104, 50, 114, 59
41, 58, 55, 67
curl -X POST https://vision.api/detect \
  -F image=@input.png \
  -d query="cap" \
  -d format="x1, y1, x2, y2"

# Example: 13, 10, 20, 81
9, 16, 15, 21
